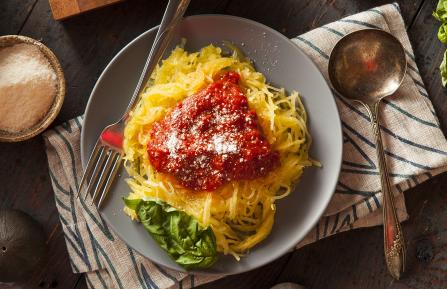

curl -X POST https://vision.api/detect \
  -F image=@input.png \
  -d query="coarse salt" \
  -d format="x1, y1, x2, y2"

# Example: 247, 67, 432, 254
0, 43, 57, 133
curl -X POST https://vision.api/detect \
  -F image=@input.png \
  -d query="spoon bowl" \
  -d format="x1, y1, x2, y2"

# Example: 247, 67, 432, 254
328, 29, 407, 105
328, 29, 407, 280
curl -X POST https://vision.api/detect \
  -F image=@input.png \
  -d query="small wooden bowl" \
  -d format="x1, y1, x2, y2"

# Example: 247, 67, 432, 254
0, 35, 65, 142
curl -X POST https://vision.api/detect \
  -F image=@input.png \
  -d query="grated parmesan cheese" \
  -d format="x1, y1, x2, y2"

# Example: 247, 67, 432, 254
0, 43, 57, 133
123, 44, 315, 257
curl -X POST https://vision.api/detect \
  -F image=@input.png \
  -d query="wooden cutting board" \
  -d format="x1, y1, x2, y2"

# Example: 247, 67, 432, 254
48, 0, 124, 20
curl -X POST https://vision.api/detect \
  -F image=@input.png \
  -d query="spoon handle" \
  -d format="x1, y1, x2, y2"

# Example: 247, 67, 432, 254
370, 101, 406, 279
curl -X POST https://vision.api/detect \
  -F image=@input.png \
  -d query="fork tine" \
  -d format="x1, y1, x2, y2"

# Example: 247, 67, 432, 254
84, 147, 107, 202
91, 151, 118, 204
97, 153, 123, 208
77, 141, 101, 199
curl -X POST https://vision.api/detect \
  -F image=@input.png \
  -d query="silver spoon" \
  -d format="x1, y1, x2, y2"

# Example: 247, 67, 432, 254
328, 29, 407, 279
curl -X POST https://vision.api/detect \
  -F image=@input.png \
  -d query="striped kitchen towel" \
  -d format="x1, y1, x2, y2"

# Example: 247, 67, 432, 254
43, 3, 447, 289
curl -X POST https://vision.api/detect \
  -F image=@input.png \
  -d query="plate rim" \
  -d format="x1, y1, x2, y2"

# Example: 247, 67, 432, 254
81, 14, 342, 275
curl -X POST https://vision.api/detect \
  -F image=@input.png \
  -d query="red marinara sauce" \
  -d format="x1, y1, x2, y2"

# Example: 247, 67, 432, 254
147, 71, 280, 191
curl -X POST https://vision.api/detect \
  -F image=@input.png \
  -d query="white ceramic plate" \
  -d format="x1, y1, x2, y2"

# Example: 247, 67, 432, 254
81, 15, 342, 275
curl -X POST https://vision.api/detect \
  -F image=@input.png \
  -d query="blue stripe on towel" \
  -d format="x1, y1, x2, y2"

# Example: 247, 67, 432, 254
153, 263, 180, 287
341, 168, 414, 179
85, 275, 97, 289
70, 190, 92, 271
382, 99, 438, 128
128, 247, 149, 289
338, 19, 381, 29
95, 271, 108, 289
141, 265, 160, 289
87, 226, 124, 289
369, 8, 385, 17
330, 212, 340, 234
294, 36, 329, 59
321, 26, 344, 37
339, 214, 351, 232
78, 198, 115, 241
54, 128, 80, 190
364, 199, 373, 213
371, 194, 381, 208
49, 169, 70, 196
337, 181, 378, 197
342, 132, 376, 169
54, 195, 71, 212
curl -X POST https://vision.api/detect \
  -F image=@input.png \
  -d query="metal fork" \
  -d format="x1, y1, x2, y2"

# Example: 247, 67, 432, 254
78, 0, 191, 208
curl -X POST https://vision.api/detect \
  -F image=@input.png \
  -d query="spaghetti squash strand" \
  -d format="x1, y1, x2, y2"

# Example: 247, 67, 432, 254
123, 44, 313, 258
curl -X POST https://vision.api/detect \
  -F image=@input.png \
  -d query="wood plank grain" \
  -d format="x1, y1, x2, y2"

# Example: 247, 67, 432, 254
0, 139, 79, 289
271, 1, 447, 286
18, 0, 164, 123
0, 0, 38, 35
18, 0, 231, 125
198, 255, 291, 289
6, 0, 447, 289
399, 173, 447, 289
277, 227, 392, 289
48, 0, 124, 20
224, 0, 423, 39
408, 0, 447, 131
48, 0, 81, 20
275, 172, 447, 289
76, 0, 122, 11
73, 255, 292, 289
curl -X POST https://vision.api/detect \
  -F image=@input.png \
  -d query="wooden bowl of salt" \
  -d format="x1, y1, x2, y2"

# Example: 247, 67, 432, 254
0, 35, 65, 142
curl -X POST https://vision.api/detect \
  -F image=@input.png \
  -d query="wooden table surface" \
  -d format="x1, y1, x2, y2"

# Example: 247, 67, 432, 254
1, 0, 447, 288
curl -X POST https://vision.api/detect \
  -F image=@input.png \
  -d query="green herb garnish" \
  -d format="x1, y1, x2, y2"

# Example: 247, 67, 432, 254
440, 50, 447, 86
434, 0, 447, 85
124, 198, 218, 269
439, 23, 447, 44
434, 0, 447, 22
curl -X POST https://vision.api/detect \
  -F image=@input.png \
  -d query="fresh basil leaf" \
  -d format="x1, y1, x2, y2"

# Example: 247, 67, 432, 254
135, 200, 217, 269
439, 23, 447, 44
440, 49, 447, 86
434, 0, 447, 22
123, 198, 142, 210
